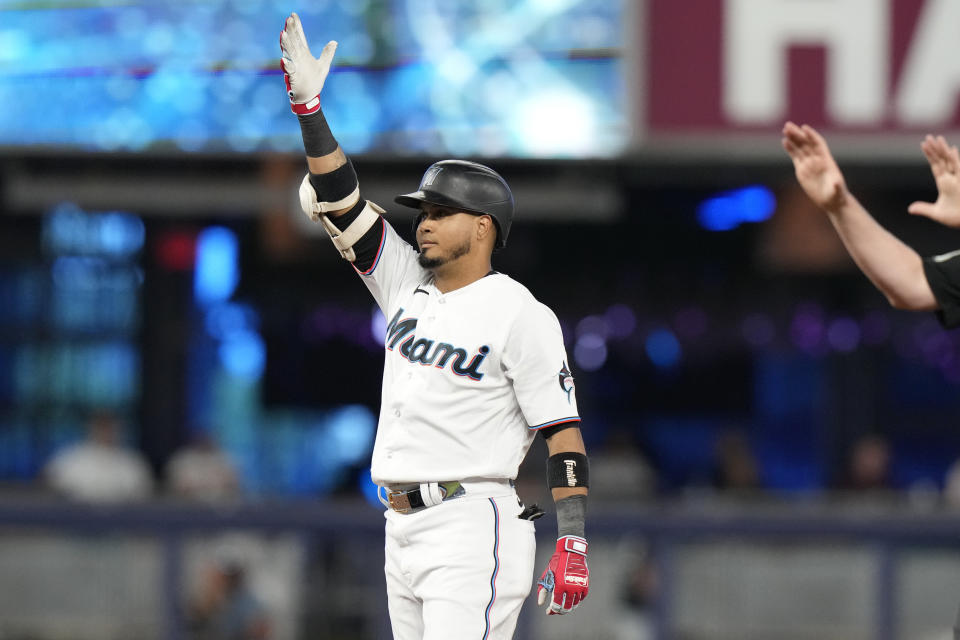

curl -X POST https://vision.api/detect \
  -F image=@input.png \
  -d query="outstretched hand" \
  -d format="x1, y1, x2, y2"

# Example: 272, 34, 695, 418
781, 121, 849, 212
908, 135, 960, 228
279, 13, 337, 115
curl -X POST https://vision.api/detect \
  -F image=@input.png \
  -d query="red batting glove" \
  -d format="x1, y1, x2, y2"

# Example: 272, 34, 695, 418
536, 535, 589, 615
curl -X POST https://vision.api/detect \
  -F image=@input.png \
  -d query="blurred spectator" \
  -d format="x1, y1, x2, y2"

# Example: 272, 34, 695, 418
711, 428, 761, 492
187, 551, 271, 640
941, 458, 960, 509
44, 410, 153, 502
837, 434, 892, 494
588, 427, 657, 502
612, 543, 658, 640
166, 432, 241, 501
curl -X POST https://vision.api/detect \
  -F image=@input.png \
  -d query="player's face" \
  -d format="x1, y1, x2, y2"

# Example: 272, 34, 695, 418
416, 204, 478, 269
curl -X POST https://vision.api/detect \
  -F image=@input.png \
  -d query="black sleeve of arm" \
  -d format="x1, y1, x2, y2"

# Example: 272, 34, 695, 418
922, 252, 960, 328
538, 420, 580, 440
329, 199, 385, 273
298, 110, 338, 157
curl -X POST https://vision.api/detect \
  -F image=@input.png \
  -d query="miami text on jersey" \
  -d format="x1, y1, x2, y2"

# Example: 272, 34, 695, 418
385, 308, 490, 381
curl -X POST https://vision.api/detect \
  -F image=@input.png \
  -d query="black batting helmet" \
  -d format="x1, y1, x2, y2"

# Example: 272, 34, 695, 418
395, 160, 515, 248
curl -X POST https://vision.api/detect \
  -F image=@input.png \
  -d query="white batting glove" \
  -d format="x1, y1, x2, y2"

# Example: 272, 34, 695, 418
279, 12, 337, 115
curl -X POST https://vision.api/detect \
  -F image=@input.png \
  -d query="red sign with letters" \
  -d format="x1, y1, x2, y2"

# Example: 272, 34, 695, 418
645, 0, 960, 138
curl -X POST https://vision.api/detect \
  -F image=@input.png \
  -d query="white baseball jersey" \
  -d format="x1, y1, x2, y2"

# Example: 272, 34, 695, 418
355, 217, 580, 485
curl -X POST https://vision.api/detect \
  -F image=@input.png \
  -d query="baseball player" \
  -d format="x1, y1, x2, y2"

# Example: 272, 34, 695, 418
279, 13, 590, 639
783, 122, 960, 639
783, 121, 960, 329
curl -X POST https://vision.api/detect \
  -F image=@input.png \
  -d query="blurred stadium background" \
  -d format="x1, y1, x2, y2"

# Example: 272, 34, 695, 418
2, 0, 960, 638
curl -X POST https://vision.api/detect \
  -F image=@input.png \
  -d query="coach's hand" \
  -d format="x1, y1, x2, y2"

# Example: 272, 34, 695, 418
908, 135, 960, 228
781, 121, 849, 212
536, 535, 589, 615
279, 12, 337, 115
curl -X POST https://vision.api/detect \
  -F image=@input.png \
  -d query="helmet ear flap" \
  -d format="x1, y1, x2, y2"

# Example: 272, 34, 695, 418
487, 216, 503, 249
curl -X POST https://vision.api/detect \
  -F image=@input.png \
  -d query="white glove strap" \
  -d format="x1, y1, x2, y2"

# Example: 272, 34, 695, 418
561, 535, 589, 556
318, 200, 383, 262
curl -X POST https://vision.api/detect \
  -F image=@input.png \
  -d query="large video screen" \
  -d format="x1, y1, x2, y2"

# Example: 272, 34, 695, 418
0, 1, 625, 157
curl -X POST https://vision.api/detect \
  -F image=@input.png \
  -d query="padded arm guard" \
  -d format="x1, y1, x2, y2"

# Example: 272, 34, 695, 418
298, 174, 381, 261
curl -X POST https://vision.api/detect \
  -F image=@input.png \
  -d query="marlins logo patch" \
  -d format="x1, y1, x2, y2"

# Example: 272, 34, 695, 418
558, 361, 574, 403
421, 166, 442, 188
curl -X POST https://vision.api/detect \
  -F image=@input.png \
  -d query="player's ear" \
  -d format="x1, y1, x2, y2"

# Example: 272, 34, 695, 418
476, 214, 494, 243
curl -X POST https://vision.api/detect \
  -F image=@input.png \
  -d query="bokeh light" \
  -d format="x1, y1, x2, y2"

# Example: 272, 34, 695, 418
826, 316, 861, 353
645, 328, 681, 369
697, 185, 777, 231
1, 2, 624, 156
574, 333, 608, 371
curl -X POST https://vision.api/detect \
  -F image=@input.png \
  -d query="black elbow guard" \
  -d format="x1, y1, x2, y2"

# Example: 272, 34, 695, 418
308, 158, 358, 204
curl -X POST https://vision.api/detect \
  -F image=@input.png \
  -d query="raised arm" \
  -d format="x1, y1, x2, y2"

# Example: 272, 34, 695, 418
280, 13, 382, 266
781, 121, 937, 311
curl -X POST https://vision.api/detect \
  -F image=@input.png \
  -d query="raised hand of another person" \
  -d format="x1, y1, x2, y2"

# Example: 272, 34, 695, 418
909, 135, 960, 228
781, 121, 849, 212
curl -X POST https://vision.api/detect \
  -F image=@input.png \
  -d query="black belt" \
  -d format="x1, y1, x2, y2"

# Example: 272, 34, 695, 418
385, 481, 463, 514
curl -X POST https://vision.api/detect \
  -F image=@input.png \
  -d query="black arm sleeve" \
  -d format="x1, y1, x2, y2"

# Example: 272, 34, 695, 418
298, 109, 338, 157
922, 251, 960, 328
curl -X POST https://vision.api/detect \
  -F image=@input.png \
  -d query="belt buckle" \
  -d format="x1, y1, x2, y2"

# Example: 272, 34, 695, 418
387, 490, 413, 514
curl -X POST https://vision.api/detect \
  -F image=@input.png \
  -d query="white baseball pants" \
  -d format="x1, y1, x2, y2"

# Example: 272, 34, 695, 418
383, 481, 536, 640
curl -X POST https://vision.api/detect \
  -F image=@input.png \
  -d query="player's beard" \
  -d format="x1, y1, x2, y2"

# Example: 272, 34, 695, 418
418, 236, 472, 269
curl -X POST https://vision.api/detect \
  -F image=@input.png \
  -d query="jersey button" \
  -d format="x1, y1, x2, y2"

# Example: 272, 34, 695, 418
394, 409, 401, 417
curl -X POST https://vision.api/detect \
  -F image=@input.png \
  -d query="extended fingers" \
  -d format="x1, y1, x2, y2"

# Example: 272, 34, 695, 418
285, 12, 303, 38
802, 124, 830, 155
281, 13, 310, 57
781, 121, 823, 159
939, 135, 960, 173
782, 121, 806, 147
907, 200, 936, 218
782, 122, 807, 158
920, 134, 960, 177
316, 40, 339, 70
922, 135, 948, 173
